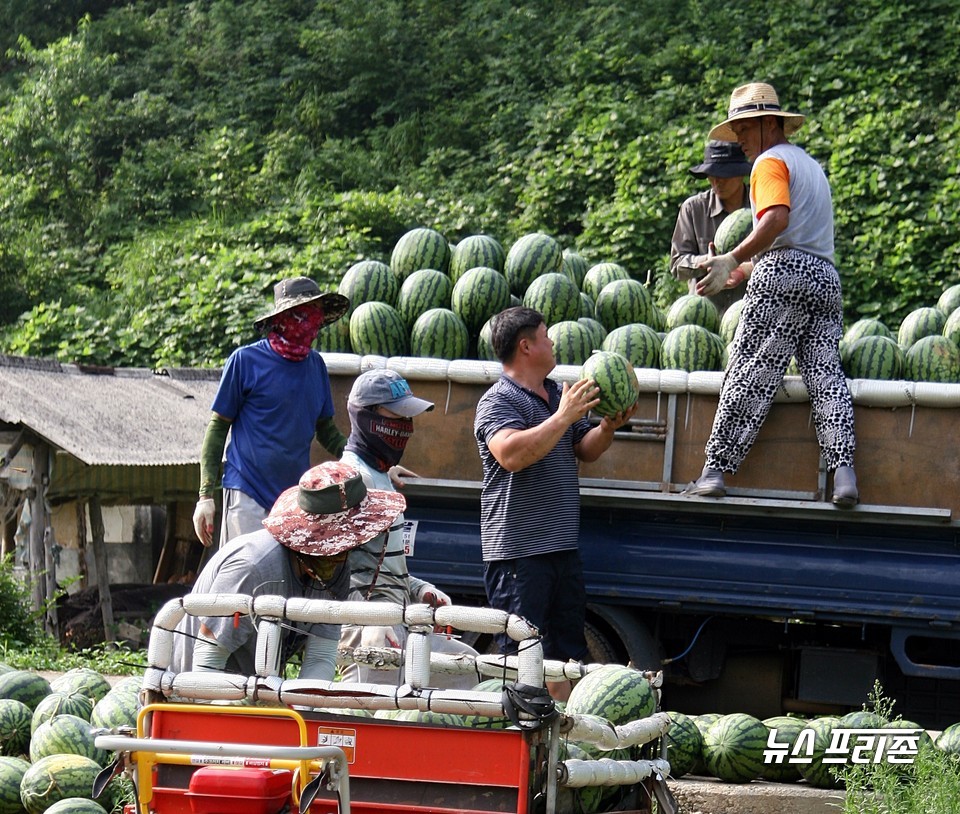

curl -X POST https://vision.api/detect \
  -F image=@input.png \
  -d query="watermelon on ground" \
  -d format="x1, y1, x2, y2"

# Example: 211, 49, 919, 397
548, 321, 594, 366
761, 715, 808, 783
0, 756, 29, 814
665, 711, 703, 779
0, 701, 31, 759
90, 685, 139, 732
30, 714, 110, 766
935, 722, 960, 755
43, 800, 107, 814
349, 301, 408, 358
390, 227, 451, 281
0, 673, 50, 713
504, 233, 563, 297
409, 308, 469, 361
565, 665, 656, 727
594, 278, 655, 331
713, 208, 753, 254
580, 351, 640, 418
797, 716, 843, 789
449, 235, 505, 281
666, 294, 720, 335
582, 263, 629, 305
702, 713, 768, 783
904, 334, 960, 383
451, 266, 510, 335
31, 692, 95, 735
19, 754, 103, 814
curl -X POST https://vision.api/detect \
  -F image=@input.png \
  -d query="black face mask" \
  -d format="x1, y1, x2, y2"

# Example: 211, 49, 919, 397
344, 403, 414, 472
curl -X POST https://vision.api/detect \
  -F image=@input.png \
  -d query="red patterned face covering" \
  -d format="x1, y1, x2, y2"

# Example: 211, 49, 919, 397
268, 305, 324, 361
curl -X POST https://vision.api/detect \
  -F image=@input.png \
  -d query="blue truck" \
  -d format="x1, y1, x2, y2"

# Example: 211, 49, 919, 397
324, 354, 960, 730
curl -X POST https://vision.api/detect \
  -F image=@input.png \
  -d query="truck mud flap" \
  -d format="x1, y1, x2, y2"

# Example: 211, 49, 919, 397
891, 627, 960, 680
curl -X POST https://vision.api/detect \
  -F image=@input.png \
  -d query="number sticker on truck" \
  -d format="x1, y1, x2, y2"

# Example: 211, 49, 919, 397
401, 520, 418, 556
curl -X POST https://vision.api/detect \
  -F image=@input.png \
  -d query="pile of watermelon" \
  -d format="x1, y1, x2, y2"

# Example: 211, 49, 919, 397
0, 665, 140, 814
320, 225, 960, 384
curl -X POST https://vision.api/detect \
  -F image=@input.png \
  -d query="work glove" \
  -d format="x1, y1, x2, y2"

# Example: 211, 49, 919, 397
419, 585, 452, 608
361, 624, 401, 649
696, 252, 739, 297
193, 497, 216, 547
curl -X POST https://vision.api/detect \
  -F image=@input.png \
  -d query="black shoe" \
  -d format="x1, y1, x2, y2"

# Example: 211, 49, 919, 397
832, 466, 859, 508
683, 468, 726, 497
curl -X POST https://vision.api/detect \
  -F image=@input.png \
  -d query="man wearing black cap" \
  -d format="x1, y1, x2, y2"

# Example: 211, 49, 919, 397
670, 140, 752, 315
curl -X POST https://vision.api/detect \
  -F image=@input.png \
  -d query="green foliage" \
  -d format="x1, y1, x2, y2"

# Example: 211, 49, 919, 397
0, 0, 958, 365
0, 556, 43, 648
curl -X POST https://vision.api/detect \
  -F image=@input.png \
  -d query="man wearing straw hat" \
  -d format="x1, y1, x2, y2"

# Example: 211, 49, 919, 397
193, 277, 351, 548
685, 82, 858, 507
174, 461, 406, 680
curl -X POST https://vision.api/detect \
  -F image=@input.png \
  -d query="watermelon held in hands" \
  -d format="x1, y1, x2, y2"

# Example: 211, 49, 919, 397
713, 208, 753, 254
580, 351, 640, 418
702, 712, 768, 783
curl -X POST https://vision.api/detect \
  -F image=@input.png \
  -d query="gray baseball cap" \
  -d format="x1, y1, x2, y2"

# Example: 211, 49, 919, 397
348, 369, 435, 417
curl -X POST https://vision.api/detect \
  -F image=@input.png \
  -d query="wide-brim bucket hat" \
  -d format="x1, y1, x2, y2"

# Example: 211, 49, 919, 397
263, 461, 405, 557
253, 276, 349, 332
709, 82, 805, 142
689, 140, 753, 179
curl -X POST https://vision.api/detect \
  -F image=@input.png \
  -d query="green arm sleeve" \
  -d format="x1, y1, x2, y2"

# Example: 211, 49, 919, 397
315, 415, 347, 459
199, 414, 231, 497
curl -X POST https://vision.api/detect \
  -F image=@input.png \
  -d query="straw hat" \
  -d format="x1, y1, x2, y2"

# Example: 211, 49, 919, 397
709, 82, 805, 142
263, 461, 405, 557
253, 277, 349, 332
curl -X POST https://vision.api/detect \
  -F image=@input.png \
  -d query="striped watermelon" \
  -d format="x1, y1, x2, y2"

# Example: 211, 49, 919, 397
0, 673, 50, 713
449, 235, 505, 281
943, 306, 960, 348
666, 294, 720, 334
565, 665, 655, 726
661, 324, 723, 372
548, 321, 594, 366
396, 268, 454, 330
31, 692, 94, 735
665, 711, 703, 779
0, 701, 31, 758
390, 227, 450, 281
844, 335, 904, 380
719, 298, 745, 345
904, 334, 960, 383
937, 283, 960, 316
843, 317, 894, 345
0, 756, 29, 814
562, 249, 588, 289
797, 716, 843, 789
581, 351, 640, 418
316, 318, 352, 353
44, 801, 106, 814
885, 718, 934, 753
451, 267, 510, 335
477, 318, 497, 362
557, 742, 604, 814
837, 709, 887, 762
602, 323, 661, 369
578, 292, 595, 319
761, 715, 807, 783
19, 754, 103, 814
30, 714, 110, 766
349, 301, 408, 358
935, 722, 960, 754
582, 263, 629, 304
577, 318, 608, 351
594, 279, 655, 331
504, 233, 563, 297
702, 713, 767, 783
337, 260, 399, 313
713, 208, 752, 254
897, 306, 946, 349
409, 308, 469, 361
394, 709, 462, 727
48, 670, 111, 707
522, 272, 580, 327
691, 713, 722, 775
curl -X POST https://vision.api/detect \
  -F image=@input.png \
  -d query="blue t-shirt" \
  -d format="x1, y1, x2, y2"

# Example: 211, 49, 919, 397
212, 339, 335, 509
474, 375, 591, 561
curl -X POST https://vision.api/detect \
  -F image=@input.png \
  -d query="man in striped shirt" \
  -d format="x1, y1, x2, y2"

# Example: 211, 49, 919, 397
474, 306, 637, 700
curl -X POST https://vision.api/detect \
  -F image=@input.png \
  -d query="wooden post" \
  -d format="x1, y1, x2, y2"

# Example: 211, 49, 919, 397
88, 497, 116, 643
153, 502, 178, 584
28, 443, 48, 622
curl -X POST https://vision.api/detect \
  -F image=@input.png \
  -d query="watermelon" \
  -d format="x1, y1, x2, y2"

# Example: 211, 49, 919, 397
898, 306, 946, 349
580, 351, 640, 418
409, 308, 469, 361
349, 301, 408, 358
582, 263, 629, 304
690, 713, 722, 775
578, 292, 595, 320
797, 716, 844, 788
718, 298, 745, 345
451, 267, 510, 335
48, 671, 111, 706
660, 324, 723, 372
31, 693, 95, 735
393, 709, 462, 727
565, 665, 656, 727
665, 294, 720, 335
390, 227, 450, 281
562, 249, 588, 290
602, 323, 661, 369
702, 713, 767, 783
943, 306, 960, 348
0, 673, 50, 713
577, 318, 608, 351
761, 715, 808, 783
43, 801, 106, 814
316, 318, 352, 353
89, 687, 139, 732
713, 208, 753, 254
934, 722, 960, 755
504, 233, 563, 297
665, 711, 703, 779
594, 279, 655, 331
396, 268, 454, 330
0, 701, 31, 759
30, 715, 110, 766
337, 260, 399, 313
844, 335, 904, 380
477, 318, 497, 362
885, 718, 933, 753
844, 317, 894, 346
19, 754, 103, 814
557, 742, 604, 814
936, 283, 960, 316
548, 321, 594, 366
449, 235, 505, 281
904, 334, 960, 383
522, 272, 580, 327
0, 756, 29, 814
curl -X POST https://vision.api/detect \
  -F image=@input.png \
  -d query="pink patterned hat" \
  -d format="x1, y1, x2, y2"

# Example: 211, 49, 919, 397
263, 462, 405, 556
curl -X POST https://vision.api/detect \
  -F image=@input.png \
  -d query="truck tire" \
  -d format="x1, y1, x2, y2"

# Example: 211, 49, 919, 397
586, 604, 662, 670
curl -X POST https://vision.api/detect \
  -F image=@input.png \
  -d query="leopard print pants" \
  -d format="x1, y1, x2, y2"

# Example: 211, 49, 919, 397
705, 247, 856, 474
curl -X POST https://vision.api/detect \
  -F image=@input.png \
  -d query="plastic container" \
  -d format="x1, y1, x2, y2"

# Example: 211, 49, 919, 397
186, 767, 293, 814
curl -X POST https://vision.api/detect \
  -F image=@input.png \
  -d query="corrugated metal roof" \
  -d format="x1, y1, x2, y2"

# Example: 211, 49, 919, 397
0, 354, 220, 467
